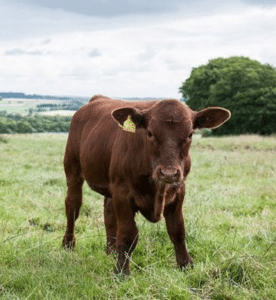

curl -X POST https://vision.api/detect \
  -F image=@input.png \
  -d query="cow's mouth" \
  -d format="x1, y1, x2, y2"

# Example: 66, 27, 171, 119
161, 178, 177, 184
157, 178, 182, 187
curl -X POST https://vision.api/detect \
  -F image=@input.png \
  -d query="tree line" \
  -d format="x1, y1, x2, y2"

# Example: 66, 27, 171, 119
0, 92, 75, 100
0, 112, 71, 134
31, 100, 84, 113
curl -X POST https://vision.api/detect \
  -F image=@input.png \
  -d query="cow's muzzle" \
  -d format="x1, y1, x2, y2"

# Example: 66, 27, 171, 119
157, 167, 182, 184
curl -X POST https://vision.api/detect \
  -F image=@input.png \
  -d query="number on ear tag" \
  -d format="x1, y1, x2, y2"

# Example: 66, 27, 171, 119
119, 115, 136, 133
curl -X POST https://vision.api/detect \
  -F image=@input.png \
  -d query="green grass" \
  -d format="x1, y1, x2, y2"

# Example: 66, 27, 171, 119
0, 134, 276, 299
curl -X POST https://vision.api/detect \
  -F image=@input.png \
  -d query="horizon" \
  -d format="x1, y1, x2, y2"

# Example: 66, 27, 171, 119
0, 91, 168, 100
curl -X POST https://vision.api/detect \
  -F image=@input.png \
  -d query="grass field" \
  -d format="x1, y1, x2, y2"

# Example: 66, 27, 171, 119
0, 99, 66, 115
0, 133, 276, 299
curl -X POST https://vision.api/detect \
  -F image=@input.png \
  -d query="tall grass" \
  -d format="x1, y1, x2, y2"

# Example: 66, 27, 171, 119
0, 134, 275, 299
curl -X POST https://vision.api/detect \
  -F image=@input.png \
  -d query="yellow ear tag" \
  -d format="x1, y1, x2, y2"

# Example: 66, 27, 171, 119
119, 115, 136, 133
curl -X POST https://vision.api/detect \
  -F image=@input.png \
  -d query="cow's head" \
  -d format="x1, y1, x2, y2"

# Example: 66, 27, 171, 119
112, 100, 230, 185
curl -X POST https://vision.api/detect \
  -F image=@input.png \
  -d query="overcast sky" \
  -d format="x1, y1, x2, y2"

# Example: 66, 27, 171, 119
0, 0, 275, 98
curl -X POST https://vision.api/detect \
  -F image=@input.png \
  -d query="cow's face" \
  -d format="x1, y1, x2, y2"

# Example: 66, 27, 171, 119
143, 101, 194, 184
112, 100, 230, 185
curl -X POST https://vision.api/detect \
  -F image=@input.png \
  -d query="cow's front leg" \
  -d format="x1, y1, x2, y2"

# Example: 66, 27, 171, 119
104, 197, 117, 254
164, 192, 193, 269
112, 193, 138, 275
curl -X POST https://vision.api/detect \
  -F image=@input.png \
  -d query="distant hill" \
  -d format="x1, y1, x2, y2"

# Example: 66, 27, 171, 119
0, 92, 78, 100
0, 92, 165, 101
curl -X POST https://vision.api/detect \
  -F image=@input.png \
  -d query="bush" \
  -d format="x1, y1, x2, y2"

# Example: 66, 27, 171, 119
0, 114, 72, 134
17, 121, 34, 133
201, 128, 213, 137
0, 135, 8, 143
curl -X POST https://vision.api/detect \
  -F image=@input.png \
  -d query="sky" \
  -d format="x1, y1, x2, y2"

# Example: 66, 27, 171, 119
0, 0, 276, 98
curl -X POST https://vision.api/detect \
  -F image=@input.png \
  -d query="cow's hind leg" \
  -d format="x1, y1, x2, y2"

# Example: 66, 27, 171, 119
62, 158, 84, 249
104, 197, 117, 254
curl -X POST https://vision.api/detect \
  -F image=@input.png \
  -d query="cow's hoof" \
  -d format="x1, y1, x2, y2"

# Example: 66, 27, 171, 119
179, 256, 194, 270
62, 236, 75, 249
114, 267, 131, 277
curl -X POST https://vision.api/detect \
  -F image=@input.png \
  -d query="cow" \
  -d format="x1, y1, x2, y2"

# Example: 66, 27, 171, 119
62, 95, 231, 274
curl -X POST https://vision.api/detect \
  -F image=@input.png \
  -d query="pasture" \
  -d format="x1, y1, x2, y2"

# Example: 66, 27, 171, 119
0, 133, 275, 299
0, 99, 67, 115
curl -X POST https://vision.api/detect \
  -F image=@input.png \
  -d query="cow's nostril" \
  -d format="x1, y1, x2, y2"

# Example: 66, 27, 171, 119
159, 168, 179, 180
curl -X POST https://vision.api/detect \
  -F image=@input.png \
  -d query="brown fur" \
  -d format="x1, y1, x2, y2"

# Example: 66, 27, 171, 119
62, 95, 231, 274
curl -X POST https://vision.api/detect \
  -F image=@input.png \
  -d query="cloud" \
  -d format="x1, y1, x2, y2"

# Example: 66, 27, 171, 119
5, 49, 44, 55
88, 48, 102, 57
0, 1, 276, 98
6, 0, 231, 17
41, 39, 51, 45
7, 0, 276, 17
0, 0, 253, 41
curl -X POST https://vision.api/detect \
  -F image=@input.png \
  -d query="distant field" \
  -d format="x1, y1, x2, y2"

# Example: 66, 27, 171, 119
0, 134, 275, 299
0, 98, 67, 115
39, 110, 76, 116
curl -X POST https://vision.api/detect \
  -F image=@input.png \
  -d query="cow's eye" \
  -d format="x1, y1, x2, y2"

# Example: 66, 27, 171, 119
189, 133, 193, 140
147, 131, 153, 138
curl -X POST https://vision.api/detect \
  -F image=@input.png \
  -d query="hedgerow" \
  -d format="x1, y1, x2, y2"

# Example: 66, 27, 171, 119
0, 111, 71, 134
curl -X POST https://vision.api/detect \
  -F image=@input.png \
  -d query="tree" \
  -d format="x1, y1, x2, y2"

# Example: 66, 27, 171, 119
16, 121, 34, 133
179, 56, 276, 135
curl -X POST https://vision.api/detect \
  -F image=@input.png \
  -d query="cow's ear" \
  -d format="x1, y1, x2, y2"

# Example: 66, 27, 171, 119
193, 107, 231, 129
112, 107, 147, 132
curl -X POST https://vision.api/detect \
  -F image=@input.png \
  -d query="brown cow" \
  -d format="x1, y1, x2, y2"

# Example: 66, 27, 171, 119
62, 95, 231, 274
